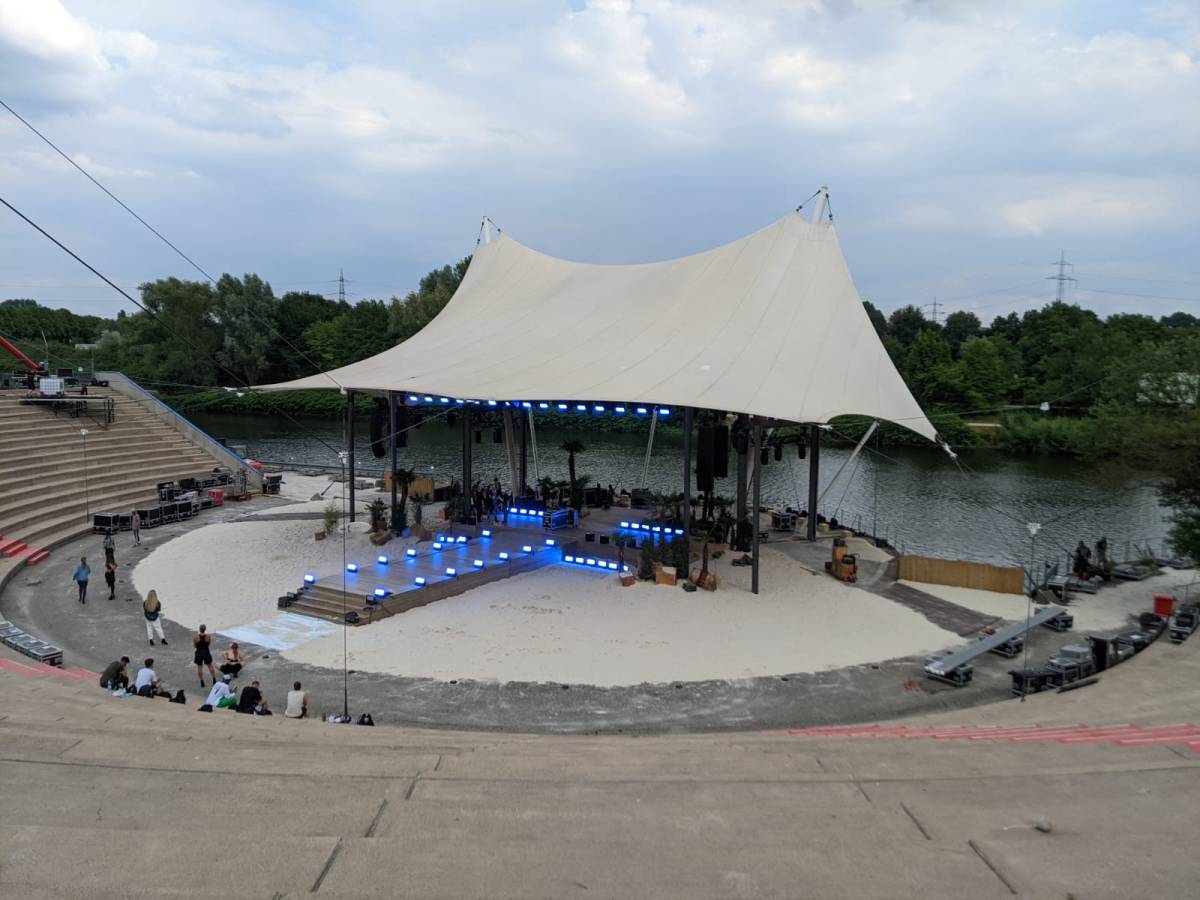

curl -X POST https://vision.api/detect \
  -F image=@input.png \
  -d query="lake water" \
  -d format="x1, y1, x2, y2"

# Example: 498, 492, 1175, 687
191, 411, 1173, 571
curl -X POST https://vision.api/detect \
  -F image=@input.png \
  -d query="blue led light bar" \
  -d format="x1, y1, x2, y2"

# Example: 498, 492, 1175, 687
303, 573, 316, 584
521, 544, 533, 553
445, 567, 457, 576
414, 576, 427, 586
346, 563, 358, 573
481, 529, 491, 537
373, 588, 388, 598
545, 538, 555, 546
377, 555, 389, 564
498, 552, 510, 561
473, 559, 485, 568
432, 541, 443, 550
406, 548, 416, 557
565, 554, 575, 562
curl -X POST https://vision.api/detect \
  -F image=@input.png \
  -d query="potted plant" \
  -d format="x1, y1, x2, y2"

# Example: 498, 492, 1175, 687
366, 498, 388, 534
318, 501, 341, 541
637, 541, 655, 581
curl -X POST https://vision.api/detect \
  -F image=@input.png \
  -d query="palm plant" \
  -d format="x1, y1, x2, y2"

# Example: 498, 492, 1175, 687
537, 475, 557, 503
560, 439, 585, 508
393, 467, 416, 531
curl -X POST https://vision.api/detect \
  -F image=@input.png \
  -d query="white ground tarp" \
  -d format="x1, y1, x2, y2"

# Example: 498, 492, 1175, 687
260, 211, 938, 441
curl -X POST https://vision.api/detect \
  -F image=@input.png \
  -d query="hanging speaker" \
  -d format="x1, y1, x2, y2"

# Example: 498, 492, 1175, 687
368, 401, 387, 459
712, 425, 729, 478
697, 426, 715, 483
760, 446, 769, 465
774, 443, 783, 462
732, 426, 749, 456
492, 428, 502, 443
396, 403, 408, 448
797, 440, 805, 459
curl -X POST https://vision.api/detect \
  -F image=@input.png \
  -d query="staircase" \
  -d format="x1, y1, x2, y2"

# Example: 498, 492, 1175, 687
0, 388, 241, 583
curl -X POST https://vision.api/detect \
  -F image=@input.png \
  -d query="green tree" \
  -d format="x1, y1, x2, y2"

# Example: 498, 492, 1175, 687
887, 305, 930, 347
214, 273, 277, 384
904, 330, 966, 406
862, 300, 887, 338
957, 336, 1009, 407
942, 310, 981, 358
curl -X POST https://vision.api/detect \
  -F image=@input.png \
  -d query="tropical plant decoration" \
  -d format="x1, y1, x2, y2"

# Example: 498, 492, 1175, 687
322, 501, 341, 537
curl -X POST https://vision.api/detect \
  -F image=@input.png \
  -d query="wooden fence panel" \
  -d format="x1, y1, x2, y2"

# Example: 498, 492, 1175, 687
898, 555, 1024, 595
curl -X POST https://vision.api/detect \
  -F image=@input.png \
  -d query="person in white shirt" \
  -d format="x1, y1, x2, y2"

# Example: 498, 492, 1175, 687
134, 659, 159, 697
285, 681, 308, 718
205, 673, 235, 708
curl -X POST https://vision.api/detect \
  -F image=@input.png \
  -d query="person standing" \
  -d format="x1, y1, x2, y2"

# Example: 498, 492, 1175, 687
103, 531, 115, 565
104, 559, 118, 601
131, 509, 141, 546
73, 557, 90, 604
193, 624, 217, 687
142, 589, 167, 645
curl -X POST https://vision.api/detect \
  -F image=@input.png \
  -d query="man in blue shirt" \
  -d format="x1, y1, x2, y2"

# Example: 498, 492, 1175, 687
73, 557, 90, 604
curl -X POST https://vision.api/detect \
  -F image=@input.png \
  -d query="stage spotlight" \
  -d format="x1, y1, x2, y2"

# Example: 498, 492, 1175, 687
445, 567, 457, 576
373, 588, 388, 599
345, 563, 358, 573
414, 576, 427, 586
432, 542, 443, 550
406, 548, 417, 557
303, 574, 316, 584
473, 559, 485, 568
522, 545, 533, 553
565, 555, 575, 563
481, 529, 492, 537
377, 555, 389, 564
545, 538, 556, 546
498, 552, 510, 561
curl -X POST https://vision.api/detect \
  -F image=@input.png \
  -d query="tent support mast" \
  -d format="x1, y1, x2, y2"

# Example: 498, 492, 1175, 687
502, 408, 519, 499
751, 418, 763, 594
528, 409, 540, 486
817, 419, 877, 507
388, 392, 398, 531
346, 390, 356, 523
640, 408, 659, 488
735, 415, 748, 524
806, 423, 820, 540
461, 405, 472, 524
682, 407, 693, 537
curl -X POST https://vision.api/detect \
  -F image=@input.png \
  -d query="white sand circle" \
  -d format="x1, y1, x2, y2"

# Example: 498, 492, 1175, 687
133, 514, 963, 687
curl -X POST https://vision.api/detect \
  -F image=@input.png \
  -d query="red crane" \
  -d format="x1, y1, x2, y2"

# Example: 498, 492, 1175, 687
0, 333, 44, 373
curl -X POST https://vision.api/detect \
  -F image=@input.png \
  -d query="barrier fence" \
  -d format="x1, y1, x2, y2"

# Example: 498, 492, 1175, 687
898, 555, 1024, 595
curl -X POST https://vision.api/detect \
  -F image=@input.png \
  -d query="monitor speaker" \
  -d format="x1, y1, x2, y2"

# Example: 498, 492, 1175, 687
585, 532, 596, 543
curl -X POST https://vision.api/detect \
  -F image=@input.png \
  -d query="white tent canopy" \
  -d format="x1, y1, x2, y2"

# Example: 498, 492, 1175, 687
260, 210, 938, 442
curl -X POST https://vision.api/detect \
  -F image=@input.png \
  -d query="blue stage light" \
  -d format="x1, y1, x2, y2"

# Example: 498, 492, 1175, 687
538, 402, 549, 409
636, 407, 648, 414
620, 521, 630, 528
487, 400, 497, 406
521, 401, 531, 408
565, 555, 575, 563
473, 559, 485, 568
432, 542, 443, 550
519, 508, 528, 515
651, 526, 662, 533
594, 405, 604, 412
522, 545, 533, 553
303, 573, 316, 584
440, 397, 450, 404
509, 507, 518, 514
576, 404, 587, 411
346, 563, 358, 573
414, 576, 427, 586
424, 395, 434, 402
408, 395, 420, 402
659, 408, 671, 417
498, 551, 510, 561
374, 588, 388, 598
586, 558, 596, 566
481, 529, 491, 537
445, 567, 457, 576
674, 529, 685, 536
557, 403, 568, 410
615, 406, 626, 413
622, 565, 630, 572
607, 561, 618, 570
406, 548, 416, 557
545, 538, 555, 546
377, 555, 389, 564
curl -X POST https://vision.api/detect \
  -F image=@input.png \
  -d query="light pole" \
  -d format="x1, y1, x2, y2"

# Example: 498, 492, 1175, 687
1022, 521, 1041, 702
80, 428, 90, 521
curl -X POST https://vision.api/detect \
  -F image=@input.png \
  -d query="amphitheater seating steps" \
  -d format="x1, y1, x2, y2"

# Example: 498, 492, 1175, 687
0, 388, 241, 577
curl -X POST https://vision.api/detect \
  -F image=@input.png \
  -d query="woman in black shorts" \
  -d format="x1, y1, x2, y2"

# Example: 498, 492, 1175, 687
193, 624, 217, 688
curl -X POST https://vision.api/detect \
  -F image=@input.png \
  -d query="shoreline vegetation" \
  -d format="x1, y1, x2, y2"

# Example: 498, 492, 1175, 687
5, 261, 1200, 553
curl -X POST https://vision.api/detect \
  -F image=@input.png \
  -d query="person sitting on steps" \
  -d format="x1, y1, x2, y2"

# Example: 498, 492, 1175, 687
285, 681, 308, 719
99, 656, 130, 690
219, 642, 244, 679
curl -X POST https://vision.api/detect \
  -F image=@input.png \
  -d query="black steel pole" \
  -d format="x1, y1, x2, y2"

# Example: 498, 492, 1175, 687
807, 423, 820, 541
751, 418, 762, 594
735, 414, 748, 524
388, 392, 398, 532
519, 409, 528, 497
347, 390, 356, 522
462, 406, 473, 524
682, 407, 693, 535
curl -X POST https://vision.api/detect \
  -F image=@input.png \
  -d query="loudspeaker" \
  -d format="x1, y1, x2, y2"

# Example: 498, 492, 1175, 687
599, 534, 609, 545
585, 532, 596, 543
396, 404, 408, 448
797, 440, 806, 459
760, 447, 769, 465
697, 426, 715, 484
369, 401, 387, 459
774, 443, 782, 462
732, 425, 749, 455
492, 428, 502, 443
712, 425, 729, 477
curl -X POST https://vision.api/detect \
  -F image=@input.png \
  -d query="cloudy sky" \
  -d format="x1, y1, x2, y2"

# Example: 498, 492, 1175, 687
1, 0, 1197, 322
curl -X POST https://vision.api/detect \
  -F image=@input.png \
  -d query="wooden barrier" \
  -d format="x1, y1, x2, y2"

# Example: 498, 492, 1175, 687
898, 555, 1024, 595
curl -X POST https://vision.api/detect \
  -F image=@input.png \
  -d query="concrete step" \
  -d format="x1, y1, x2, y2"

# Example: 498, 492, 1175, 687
0, 455, 217, 515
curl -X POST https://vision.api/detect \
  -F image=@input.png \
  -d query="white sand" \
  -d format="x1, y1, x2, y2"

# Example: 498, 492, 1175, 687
133, 508, 960, 686
902, 568, 1200, 632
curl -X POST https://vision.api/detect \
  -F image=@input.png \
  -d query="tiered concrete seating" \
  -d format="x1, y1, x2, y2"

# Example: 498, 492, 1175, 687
0, 391, 231, 574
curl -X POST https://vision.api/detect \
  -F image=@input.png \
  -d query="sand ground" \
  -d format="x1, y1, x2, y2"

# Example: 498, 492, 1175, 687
132, 475, 961, 686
